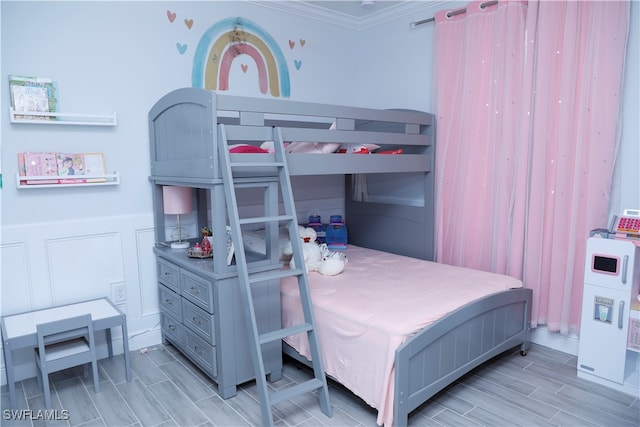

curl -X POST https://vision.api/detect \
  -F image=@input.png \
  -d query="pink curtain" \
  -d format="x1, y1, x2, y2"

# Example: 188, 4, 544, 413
434, 0, 629, 334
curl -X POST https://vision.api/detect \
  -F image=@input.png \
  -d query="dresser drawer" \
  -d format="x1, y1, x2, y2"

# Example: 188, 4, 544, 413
160, 311, 184, 347
184, 328, 217, 377
158, 259, 180, 293
182, 298, 216, 345
181, 269, 214, 312
159, 285, 182, 319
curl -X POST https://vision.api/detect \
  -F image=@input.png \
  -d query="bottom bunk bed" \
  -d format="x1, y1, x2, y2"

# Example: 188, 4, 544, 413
280, 245, 532, 427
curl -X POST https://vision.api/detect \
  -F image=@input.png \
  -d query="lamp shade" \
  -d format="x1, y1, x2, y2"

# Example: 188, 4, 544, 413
162, 186, 192, 215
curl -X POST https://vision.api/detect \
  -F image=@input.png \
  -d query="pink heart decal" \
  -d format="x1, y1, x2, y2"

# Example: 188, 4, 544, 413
167, 10, 176, 23
241, 64, 248, 73
289, 40, 295, 49
300, 39, 306, 47
184, 19, 193, 29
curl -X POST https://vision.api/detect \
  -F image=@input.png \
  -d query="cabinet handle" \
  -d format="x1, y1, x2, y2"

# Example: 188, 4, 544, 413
190, 286, 200, 295
168, 325, 176, 331
165, 299, 173, 305
192, 316, 201, 325
618, 301, 625, 329
621, 255, 629, 284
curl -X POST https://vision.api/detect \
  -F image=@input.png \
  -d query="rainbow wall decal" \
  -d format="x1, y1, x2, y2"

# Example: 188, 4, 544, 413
192, 17, 290, 97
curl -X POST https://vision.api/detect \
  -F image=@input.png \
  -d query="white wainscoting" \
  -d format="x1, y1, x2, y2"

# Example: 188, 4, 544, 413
530, 326, 580, 356
0, 213, 160, 386
0, 181, 581, 387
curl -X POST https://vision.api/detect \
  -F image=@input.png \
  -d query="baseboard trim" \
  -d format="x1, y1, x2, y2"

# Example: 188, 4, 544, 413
530, 326, 580, 356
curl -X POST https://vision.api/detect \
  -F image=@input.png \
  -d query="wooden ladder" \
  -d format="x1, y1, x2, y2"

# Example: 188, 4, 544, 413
217, 124, 332, 426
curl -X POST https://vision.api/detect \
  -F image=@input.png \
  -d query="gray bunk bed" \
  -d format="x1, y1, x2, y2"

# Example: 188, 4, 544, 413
149, 87, 532, 426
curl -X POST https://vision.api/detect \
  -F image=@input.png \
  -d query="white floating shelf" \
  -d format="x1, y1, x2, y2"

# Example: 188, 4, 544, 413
9, 108, 117, 126
16, 172, 120, 189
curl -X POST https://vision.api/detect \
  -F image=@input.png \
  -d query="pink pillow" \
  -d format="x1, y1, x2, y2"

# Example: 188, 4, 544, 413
229, 144, 269, 154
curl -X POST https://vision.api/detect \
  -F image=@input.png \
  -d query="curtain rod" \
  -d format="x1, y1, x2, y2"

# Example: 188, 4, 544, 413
410, 0, 499, 28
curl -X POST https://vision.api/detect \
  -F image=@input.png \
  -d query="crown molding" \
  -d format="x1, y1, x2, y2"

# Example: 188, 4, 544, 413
248, 1, 448, 30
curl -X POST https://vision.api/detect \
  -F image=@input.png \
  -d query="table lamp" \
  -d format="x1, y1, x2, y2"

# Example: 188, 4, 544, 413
162, 186, 192, 249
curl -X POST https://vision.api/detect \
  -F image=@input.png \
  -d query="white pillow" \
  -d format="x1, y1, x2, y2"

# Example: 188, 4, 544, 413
286, 141, 340, 154
284, 121, 340, 154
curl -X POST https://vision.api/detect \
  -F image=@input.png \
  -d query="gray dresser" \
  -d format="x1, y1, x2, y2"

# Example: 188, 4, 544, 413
154, 245, 282, 398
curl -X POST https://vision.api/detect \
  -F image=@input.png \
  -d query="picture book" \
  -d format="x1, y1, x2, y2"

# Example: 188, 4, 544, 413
22, 152, 59, 184
18, 152, 109, 186
56, 153, 86, 183
17, 153, 26, 186
9, 75, 59, 120
82, 153, 107, 182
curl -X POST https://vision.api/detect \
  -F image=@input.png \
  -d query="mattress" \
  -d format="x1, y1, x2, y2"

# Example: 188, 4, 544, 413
280, 245, 523, 426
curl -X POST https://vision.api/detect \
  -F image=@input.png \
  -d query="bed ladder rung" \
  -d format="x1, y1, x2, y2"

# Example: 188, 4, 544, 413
270, 379, 325, 405
238, 214, 295, 225
230, 161, 285, 168
233, 179, 277, 188
259, 323, 312, 344
218, 124, 332, 427
249, 268, 305, 284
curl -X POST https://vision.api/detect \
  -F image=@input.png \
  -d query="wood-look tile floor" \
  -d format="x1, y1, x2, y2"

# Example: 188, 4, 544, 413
2, 343, 638, 427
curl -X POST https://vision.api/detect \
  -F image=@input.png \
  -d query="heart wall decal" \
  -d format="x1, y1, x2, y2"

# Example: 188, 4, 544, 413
176, 43, 187, 54
167, 10, 176, 23
184, 19, 193, 29
294, 60, 302, 70
289, 40, 295, 49
300, 39, 306, 47
241, 64, 248, 73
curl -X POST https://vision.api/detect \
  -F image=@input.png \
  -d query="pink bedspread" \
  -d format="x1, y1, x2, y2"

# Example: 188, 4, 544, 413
280, 245, 523, 426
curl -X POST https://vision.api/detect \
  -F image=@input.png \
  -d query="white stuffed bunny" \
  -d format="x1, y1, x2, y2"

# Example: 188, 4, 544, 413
284, 226, 346, 276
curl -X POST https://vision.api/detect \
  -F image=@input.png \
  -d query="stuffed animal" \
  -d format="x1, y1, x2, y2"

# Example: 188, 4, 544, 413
284, 226, 346, 276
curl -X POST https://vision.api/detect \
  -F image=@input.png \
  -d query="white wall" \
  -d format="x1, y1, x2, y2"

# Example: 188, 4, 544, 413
614, 0, 640, 216
0, 1, 358, 384
1, 1, 638, 384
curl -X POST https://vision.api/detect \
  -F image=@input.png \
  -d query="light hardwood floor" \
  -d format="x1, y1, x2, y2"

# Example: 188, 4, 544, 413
2, 343, 638, 427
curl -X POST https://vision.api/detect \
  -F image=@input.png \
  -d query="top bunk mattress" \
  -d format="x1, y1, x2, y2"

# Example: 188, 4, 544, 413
281, 245, 523, 426
148, 88, 434, 181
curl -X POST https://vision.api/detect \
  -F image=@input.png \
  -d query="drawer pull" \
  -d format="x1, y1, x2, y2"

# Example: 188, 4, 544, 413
163, 271, 173, 277
194, 345, 204, 356
192, 316, 202, 325
168, 325, 176, 331
190, 286, 200, 295
165, 299, 173, 305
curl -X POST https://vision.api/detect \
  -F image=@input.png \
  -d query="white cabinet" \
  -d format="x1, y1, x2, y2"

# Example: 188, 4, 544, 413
578, 238, 640, 393
579, 284, 632, 382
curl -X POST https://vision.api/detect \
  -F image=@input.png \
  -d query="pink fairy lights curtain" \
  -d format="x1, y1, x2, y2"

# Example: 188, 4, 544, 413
434, 0, 629, 334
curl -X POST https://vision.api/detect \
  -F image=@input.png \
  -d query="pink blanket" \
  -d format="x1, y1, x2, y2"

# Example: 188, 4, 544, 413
281, 245, 523, 426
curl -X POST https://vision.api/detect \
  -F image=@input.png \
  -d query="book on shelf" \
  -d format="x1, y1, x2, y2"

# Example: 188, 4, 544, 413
56, 153, 86, 183
81, 153, 107, 183
17, 153, 26, 185
9, 75, 59, 120
20, 152, 59, 184
17, 152, 108, 185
